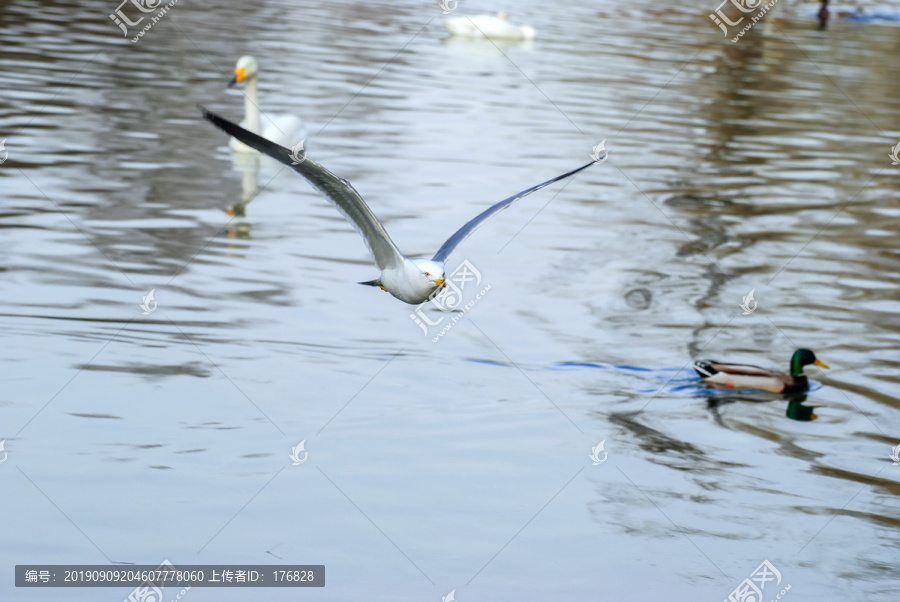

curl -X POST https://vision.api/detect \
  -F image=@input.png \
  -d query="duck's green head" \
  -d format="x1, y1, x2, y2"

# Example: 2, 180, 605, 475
790, 348, 828, 376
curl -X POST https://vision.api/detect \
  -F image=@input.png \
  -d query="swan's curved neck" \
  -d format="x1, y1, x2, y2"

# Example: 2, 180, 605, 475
242, 76, 261, 134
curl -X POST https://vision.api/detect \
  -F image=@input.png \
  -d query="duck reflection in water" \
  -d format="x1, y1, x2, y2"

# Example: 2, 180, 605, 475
704, 392, 819, 426
785, 395, 818, 421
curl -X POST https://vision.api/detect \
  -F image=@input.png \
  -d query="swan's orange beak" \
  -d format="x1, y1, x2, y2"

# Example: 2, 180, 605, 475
228, 67, 246, 87
814, 359, 829, 369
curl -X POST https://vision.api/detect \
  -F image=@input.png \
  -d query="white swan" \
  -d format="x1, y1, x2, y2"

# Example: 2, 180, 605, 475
443, 12, 536, 41
227, 56, 306, 154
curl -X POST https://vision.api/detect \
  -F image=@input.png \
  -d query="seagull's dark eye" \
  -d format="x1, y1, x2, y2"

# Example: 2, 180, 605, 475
424, 272, 430, 277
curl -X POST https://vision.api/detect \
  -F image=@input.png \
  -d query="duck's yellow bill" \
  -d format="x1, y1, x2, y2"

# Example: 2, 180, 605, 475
814, 359, 829, 369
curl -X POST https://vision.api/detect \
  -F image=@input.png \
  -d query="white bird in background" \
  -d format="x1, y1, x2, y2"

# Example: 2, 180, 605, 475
443, 12, 536, 41
200, 106, 607, 305
227, 56, 306, 153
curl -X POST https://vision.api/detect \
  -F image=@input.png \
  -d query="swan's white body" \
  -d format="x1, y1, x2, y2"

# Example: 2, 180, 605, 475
228, 56, 305, 154
443, 12, 536, 41
201, 108, 605, 305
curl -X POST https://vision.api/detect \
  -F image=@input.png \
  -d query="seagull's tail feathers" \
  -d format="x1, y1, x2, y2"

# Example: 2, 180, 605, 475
358, 278, 384, 288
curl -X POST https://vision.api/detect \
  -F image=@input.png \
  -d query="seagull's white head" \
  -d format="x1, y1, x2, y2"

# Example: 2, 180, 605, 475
229, 56, 259, 87
375, 259, 446, 304
411, 258, 446, 289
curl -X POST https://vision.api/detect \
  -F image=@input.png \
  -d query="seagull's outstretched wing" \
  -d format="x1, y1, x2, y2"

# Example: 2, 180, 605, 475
200, 106, 406, 271
431, 161, 599, 264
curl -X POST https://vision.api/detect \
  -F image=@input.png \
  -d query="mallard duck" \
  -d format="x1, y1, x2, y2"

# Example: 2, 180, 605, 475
693, 349, 828, 394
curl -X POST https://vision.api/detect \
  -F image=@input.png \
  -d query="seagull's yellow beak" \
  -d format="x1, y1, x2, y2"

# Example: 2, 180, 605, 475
228, 67, 246, 87
433, 277, 444, 287
814, 358, 829, 369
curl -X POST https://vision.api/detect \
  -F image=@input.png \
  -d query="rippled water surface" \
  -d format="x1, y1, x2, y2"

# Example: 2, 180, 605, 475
2, 0, 899, 600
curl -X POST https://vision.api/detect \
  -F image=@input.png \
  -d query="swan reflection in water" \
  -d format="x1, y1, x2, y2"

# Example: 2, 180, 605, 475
224, 152, 259, 240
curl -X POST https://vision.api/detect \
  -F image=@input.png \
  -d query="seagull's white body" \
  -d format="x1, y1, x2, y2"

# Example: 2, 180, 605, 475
201, 107, 604, 305
379, 259, 446, 305
443, 12, 536, 41
227, 56, 306, 153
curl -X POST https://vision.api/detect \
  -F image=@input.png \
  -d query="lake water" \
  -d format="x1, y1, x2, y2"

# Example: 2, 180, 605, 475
1, 0, 899, 600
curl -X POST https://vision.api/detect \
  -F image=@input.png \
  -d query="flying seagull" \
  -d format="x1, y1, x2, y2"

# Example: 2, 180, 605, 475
200, 105, 606, 304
